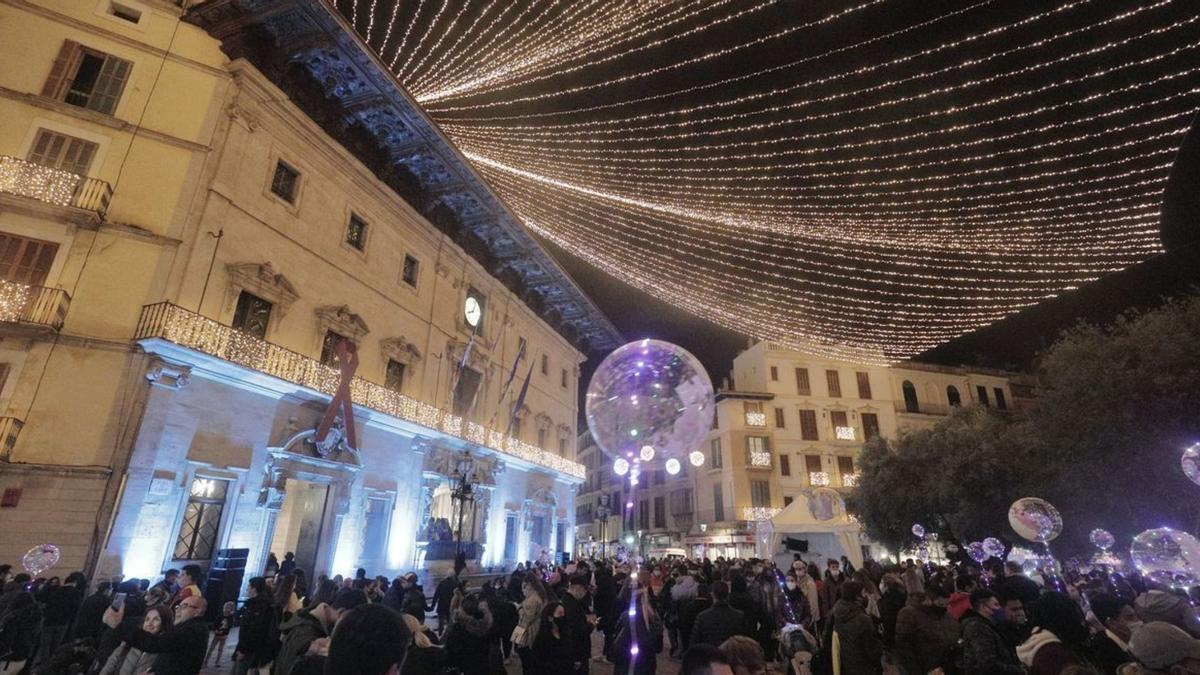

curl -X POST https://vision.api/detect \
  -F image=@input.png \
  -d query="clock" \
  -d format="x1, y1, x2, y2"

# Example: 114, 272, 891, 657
464, 296, 482, 327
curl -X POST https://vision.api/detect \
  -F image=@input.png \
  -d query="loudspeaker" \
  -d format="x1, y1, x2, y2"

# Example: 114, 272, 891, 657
784, 537, 809, 553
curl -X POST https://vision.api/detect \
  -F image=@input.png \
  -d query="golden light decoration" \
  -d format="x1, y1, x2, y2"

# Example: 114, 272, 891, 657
335, 0, 1200, 361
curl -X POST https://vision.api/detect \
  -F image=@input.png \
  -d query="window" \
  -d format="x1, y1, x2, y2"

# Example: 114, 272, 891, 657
345, 213, 368, 251
541, 354, 549, 375
783, 496, 794, 507
108, 1, 143, 23
902, 380, 919, 412
271, 160, 299, 203
530, 515, 546, 548
747, 436, 771, 467
639, 499, 650, 530
654, 496, 665, 528
795, 368, 811, 395
0, 234, 58, 285
402, 254, 420, 287
856, 371, 872, 399
561, 368, 568, 388
774, 407, 785, 428
807, 454, 828, 486
452, 367, 482, 416
537, 427, 547, 448
838, 456, 855, 483
43, 41, 132, 115
799, 409, 819, 440
826, 370, 842, 397
862, 413, 880, 441
709, 438, 723, 468
713, 483, 725, 521
320, 330, 349, 367
653, 470, 664, 486
769, 366, 778, 381
994, 388, 1008, 410
503, 513, 518, 560
743, 401, 766, 426
976, 385, 990, 407
558, 437, 567, 456
831, 410, 854, 440
231, 291, 272, 339
947, 385, 962, 407
780, 454, 791, 476
360, 497, 390, 561
27, 129, 97, 175
384, 359, 406, 392
172, 477, 227, 561
750, 479, 771, 508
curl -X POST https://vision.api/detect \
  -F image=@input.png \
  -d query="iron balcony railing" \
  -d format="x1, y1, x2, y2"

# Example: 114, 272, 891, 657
0, 156, 112, 216
134, 302, 585, 479
0, 417, 24, 461
0, 281, 70, 330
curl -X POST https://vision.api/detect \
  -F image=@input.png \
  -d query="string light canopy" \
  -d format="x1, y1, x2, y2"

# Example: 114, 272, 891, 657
334, 0, 1200, 362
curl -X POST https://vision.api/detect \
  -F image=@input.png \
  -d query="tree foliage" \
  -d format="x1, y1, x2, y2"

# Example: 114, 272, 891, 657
851, 294, 1200, 555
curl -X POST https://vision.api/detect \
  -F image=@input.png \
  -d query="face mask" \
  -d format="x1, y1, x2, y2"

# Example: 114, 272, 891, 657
992, 608, 1008, 623
554, 617, 568, 630
786, 582, 797, 591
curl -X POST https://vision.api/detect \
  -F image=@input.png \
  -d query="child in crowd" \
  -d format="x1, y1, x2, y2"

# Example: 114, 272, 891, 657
205, 600, 235, 667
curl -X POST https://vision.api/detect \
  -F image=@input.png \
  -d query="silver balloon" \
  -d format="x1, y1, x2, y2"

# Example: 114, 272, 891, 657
21, 543, 60, 577
1008, 497, 1063, 543
1182, 444, 1200, 487
983, 538, 1005, 559
966, 542, 988, 563
1089, 528, 1115, 552
586, 340, 714, 469
1130, 528, 1200, 586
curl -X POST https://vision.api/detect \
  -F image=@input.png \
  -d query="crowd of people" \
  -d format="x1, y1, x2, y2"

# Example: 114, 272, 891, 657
0, 550, 1197, 675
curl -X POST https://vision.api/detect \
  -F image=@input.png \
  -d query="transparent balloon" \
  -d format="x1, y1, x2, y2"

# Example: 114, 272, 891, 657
1008, 497, 1063, 543
22, 543, 61, 577
1182, 443, 1200, 487
967, 542, 988, 564
1131, 527, 1200, 586
808, 488, 845, 522
586, 339, 715, 469
1090, 528, 1115, 551
983, 538, 1006, 559
911, 524, 926, 539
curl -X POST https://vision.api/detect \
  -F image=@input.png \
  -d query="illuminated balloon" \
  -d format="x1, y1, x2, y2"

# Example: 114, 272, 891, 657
665, 458, 681, 475
967, 542, 988, 563
22, 544, 60, 577
613, 458, 629, 476
1182, 443, 1200, 486
911, 524, 926, 539
1131, 528, 1200, 586
983, 538, 1006, 559
1090, 528, 1115, 551
689, 450, 706, 467
808, 488, 844, 522
1008, 498, 1063, 543
586, 340, 715, 468
916, 545, 930, 562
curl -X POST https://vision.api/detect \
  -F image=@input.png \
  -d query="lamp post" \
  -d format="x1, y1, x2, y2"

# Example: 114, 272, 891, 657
450, 452, 477, 559
595, 494, 612, 559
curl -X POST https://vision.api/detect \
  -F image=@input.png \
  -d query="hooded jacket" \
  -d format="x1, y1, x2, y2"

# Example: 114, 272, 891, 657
1016, 628, 1083, 675
444, 607, 493, 675
1135, 590, 1200, 637
823, 598, 883, 675
274, 607, 329, 675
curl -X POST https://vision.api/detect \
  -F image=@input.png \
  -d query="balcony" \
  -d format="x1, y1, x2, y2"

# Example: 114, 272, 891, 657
0, 281, 70, 331
134, 302, 585, 479
894, 401, 955, 416
0, 417, 24, 461
0, 156, 112, 216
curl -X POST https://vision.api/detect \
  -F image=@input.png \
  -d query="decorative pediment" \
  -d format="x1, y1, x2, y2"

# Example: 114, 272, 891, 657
380, 336, 422, 364
534, 412, 553, 431
226, 262, 299, 313
316, 305, 370, 340
446, 338, 488, 372
422, 447, 504, 488
530, 487, 558, 508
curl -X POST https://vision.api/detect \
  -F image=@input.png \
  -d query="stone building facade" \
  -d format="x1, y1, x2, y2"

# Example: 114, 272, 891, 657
0, 0, 618, 581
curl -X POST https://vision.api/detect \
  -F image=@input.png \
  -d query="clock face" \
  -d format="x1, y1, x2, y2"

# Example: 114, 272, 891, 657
464, 296, 482, 327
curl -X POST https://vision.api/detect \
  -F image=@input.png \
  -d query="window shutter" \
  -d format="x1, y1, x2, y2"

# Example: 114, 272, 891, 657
89, 55, 132, 114
41, 40, 82, 100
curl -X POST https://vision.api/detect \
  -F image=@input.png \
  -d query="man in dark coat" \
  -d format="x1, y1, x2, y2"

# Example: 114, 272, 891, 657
690, 581, 745, 649
823, 581, 883, 675
959, 589, 1024, 675
1086, 592, 1139, 675
274, 589, 368, 675
104, 594, 209, 675
894, 588, 960, 675
70, 581, 112, 642
677, 583, 713, 653
562, 575, 594, 673
430, 571, 459, 633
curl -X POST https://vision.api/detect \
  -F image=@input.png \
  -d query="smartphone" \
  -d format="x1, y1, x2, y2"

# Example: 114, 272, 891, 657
111, 592, 127, 611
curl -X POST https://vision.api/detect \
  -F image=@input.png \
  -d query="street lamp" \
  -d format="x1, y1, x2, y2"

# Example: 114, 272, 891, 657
450, 451, 477, 560
595, 494, 612, 559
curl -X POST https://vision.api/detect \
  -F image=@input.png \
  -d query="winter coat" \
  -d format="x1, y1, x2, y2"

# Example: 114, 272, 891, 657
98, 643, 156, 675
678, 596, 712, 650
902, 567, 925, 596
43, 585, 83, 627
1135, 590, 1200, 637
274, 607, 327, 675
444, 608, 493, 675
561, 592, 593, 663
402, 587, 428, 622
611, 610, 658, 675
894, 599, 960, 675
71, 591, 112, 641
1016, 628, 1084, 675
515, 594, 544, 648
123, 615, 209, 675
729, 589, 771, 642
823, 598, 883, 675
783, 586, 812, 627
0, 593, 42, 661
532, 621, 574, 672
670, 575, 698, 604
690, 600, 745, 648
235, 594, 278, 666
878, 586, 907, 647
399, 630, 446, 675
431, 576, 458, 619
91, 595, 146, 672
959, 610, 1024, 675
796, 575, 821, 623
1088, 630, 1134, 675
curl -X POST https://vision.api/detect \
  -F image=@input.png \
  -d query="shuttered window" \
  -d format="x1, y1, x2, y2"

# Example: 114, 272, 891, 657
826, 370, 842, 397
856, 371, 872, 399
799, 409, 819, 440
795, 367, 810, 395
43, 40, 132, 115
27, 129, 98, 176
0, 234, 58, 286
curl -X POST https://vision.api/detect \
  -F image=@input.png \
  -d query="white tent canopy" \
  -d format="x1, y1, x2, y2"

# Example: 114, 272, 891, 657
768, 489, 864, 569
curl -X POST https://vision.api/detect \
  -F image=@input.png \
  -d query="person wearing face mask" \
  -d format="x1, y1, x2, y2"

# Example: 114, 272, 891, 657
820, 560, 846, 620
791, 561, 821, 626
960, 589, 1024, 675
562, 576, 594, 674
532, 602, 574, 672
513, 573, 549, 675
782, 573, 813, 628
1089, 593, 1140, 675
894, 587, 961, 675
995, 588, 1033, 651
821, 580, 883, 675
877, 574, 907, 648
1016, 591, 1092, 674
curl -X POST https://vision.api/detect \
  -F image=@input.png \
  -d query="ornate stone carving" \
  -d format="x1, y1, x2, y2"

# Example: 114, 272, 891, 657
379, 336, 422, 364
534, 413, 552, 432
226, 262, 299, 314
315, 305, 370, 340
446, 338, 488, 372
225, 102, 259, 131
145, 358, 191, 390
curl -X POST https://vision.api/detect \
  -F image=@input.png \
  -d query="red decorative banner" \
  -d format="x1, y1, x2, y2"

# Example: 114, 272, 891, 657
315, 339, 359, 450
